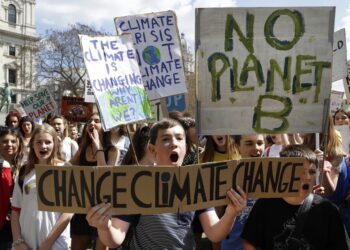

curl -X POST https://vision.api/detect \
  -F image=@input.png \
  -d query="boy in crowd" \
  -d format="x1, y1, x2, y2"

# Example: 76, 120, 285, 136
242, 144, 350, 250
86, 118, 247, 249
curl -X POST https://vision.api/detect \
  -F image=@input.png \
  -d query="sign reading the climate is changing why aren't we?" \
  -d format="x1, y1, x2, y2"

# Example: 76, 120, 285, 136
196, 7, 335, 135
114, 11, 187, 100
80, 34, 152, 130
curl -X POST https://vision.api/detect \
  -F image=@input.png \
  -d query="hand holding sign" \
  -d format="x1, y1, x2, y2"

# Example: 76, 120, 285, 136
225, 186, 247, 216
86, 203, 112, 231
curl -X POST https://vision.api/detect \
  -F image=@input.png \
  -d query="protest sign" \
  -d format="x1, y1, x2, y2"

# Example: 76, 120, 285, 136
196, 7, 334, 135
332, 29, 348, 82
61, 96, 93, 122
84, 80, 95, 103
80, 35, 152, 130
114, 11, 188, 100
330, 90, 344, 115
166, 94, 186, 112
36, 157, 304, 214
19, 87, 57, 120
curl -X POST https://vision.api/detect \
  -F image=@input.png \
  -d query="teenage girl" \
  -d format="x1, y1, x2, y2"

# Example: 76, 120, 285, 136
11, 124, 71, 249
69, 112, 119, 250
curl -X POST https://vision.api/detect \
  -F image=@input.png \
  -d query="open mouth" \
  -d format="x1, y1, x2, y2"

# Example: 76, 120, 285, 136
302, 184, 310, 190
170, 152, 179, 163
39, 150, 48, 156
217, 136, 223, 142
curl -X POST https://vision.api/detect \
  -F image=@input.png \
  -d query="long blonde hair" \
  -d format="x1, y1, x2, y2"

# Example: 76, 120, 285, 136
23, 124, 61, 176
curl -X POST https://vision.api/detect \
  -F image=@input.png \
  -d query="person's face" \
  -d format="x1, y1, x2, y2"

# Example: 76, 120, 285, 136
87, 114, 102, 133
212, 135, 227, 152
53, 118, 65, 135
237, 134, 265, 158
8, 116, 19, 128
299, 161, 317, 199
149, 125, 186, 166
21, 121, 32, 136
334, 111, 350, 125
70, 127, 78, 136
0, 134, 19, 161
33, 132, 54, 164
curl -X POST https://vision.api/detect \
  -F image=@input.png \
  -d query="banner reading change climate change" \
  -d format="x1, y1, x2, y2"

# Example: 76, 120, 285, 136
115, 11, 187, 100
36, 158, 304, 214
196, 7, 335, 135
80, 34, 152, 130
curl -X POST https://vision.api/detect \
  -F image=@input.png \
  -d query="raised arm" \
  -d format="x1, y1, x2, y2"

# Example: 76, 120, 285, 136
86, 203, 130, 248
199, 186, 247, 242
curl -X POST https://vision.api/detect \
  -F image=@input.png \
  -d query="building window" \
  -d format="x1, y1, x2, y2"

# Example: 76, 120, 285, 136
8, 69, 17, 84
11, 94, 17, 104
8, 4, 16, 24
9, 46, 16, 56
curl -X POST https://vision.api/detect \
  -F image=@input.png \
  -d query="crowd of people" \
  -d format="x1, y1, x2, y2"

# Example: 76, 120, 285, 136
0, 109, 350, 249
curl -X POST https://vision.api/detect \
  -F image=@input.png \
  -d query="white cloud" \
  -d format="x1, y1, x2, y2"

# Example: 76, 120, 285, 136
36, 0, 237, 50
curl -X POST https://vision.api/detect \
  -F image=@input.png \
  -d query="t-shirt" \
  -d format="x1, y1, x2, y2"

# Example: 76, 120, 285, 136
61, 137, 79, 162
264, 144, 282, 157
221, 199, 256, 250
117, 209, 211, 249
242, 195, 350, 250
11, 167, 70, 249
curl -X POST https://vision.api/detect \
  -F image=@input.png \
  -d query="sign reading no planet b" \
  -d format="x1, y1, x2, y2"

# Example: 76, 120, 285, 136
114, 11, 187, 100
36, 157, 304, 214
196, 7, 335, 135
19, 88, 57, 120
80, 35, 152, 130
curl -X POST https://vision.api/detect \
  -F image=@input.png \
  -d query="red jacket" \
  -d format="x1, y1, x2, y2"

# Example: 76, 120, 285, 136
0, 161, 13, 230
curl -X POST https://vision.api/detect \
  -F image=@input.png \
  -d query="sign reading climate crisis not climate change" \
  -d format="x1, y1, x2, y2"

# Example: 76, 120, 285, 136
36, 158, 304, 214
80, 34, 152, 130
115, 11, 187, 100
19, 88, 56, 119
196, 7, 335, 135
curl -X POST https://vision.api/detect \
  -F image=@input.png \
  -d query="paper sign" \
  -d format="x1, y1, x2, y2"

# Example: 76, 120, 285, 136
114, 11, 188, 100
36, 157, 304, 214
19, 87, 57, 120
196, 7, 334, 135
330, 90, 344, 115
84, 80, 95, 103
80, 35, 152, 130
332, 29, 348, 82
61, 96, 93, 122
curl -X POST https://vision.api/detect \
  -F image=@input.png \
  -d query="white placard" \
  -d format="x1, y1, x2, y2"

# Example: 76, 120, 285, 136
332, 28, 348, 82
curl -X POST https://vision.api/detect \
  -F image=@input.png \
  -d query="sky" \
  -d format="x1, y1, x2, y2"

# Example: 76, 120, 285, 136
36, 0, 350, 89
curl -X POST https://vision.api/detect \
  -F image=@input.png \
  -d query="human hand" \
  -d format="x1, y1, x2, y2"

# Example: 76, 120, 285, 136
39, 240, 52, 250
86, 203, 112, 231
225, 186, 247, 216
15, 243, 29, 250
87, 124, 102, 150
312, 184, 325, 195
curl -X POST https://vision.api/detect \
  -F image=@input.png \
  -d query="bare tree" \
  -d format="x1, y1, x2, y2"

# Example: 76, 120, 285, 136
37, 23, 107, 97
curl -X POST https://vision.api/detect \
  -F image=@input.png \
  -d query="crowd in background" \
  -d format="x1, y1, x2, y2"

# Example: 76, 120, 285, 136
0, 108, 349, 249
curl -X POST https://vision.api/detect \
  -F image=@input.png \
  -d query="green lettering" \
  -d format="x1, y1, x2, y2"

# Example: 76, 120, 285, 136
265, 9, 304, 50
240, 54, 264, 87
266, 57, 292, 92
208, 53, 230, 101
253, 94, 292, 133
225, 13, 254, 53
308, 61, 331, 103
293, 55, 316, 94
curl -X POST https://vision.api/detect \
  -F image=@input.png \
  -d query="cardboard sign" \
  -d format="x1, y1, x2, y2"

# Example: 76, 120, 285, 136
332, 29, 348, 82
84, 80, 95, 103
196, 7, 334, 135
80, 35, 152, 130
114, 11, 188, 100
61, 96, 93, 122
36, 157, 304, 214
19, 87, 57, 119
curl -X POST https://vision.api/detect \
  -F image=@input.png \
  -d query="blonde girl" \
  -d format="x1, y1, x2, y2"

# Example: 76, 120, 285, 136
11, 124, 71, 250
